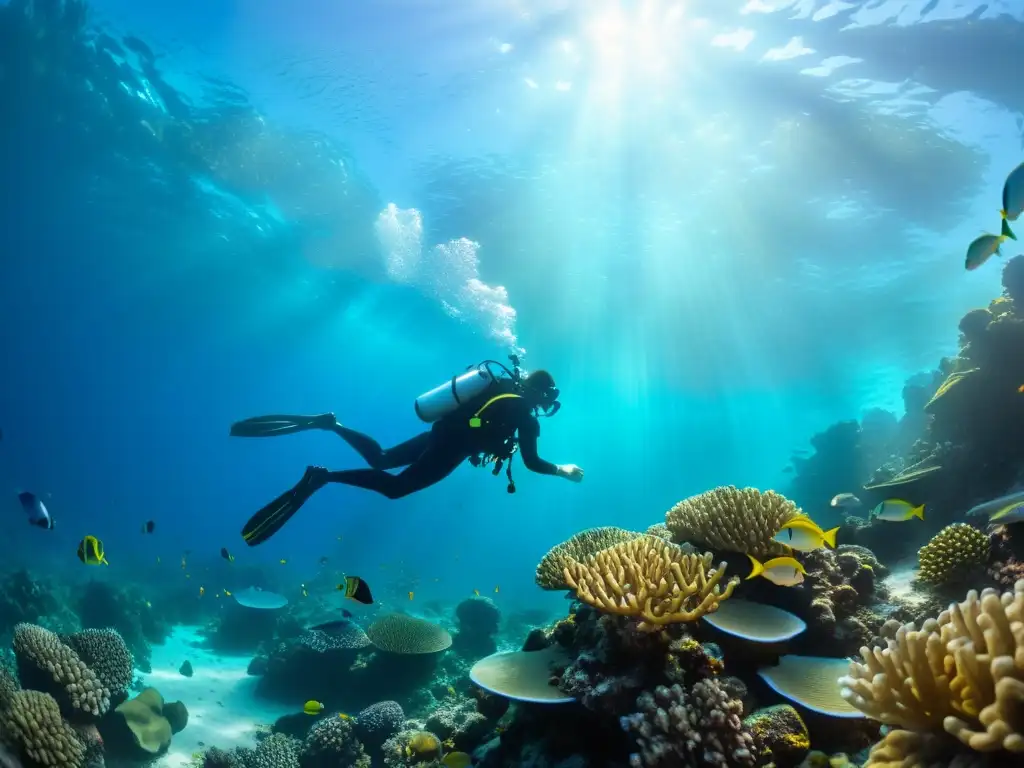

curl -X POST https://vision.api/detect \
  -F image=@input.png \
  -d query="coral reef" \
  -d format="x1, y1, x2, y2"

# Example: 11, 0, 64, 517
665, 487, 801, 558
76, 580, 168, 673
563, 539, 738, 630
355, 700, 405, 751
61, 628, 134, 695
536, 527, 643, 590
367, 615, 453, 655
840, 579, 1024, 756
382, 729, 442, 768
917, 523, 990, 587
743, 705, 809, 767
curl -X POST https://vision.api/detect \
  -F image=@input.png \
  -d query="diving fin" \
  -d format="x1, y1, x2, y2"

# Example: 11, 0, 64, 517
241, 467, 329, 547
230, 413, 337, 438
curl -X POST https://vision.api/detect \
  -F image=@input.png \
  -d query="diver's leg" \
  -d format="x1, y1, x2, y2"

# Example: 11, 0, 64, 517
230, 413, 337, 438
241, 467, 330, 546
327, 426, 432, 470
321, 441, 467, 499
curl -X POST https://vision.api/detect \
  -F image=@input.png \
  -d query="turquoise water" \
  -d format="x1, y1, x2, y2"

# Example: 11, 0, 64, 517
1, 2, 1023, 766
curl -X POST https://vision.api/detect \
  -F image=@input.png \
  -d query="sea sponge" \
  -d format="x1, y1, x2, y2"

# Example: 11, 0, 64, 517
840, 579, 1024, 753
563, 538, 738, 631
535, 526, 642, 589
367, 615, 452, 655
665, 486, 801, 558
0, 689, 85, 768
918, 523, 990, 585
12, 623, 110, 717
62, 628, 135, 694
302, 717, 370, 768
107, 687, 187, 756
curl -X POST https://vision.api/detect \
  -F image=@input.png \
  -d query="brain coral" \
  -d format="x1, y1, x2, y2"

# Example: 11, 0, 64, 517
12, 623, 110, 717
666, 486, 801, 558
535, 527, 642, 590
0, 689, 85, 768
367, 615, 452, 655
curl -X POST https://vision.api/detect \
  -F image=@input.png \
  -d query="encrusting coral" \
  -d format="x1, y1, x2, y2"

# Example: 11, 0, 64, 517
536, 526, 642, 590
563, 538, 739, 631
840, 579, 1024, 754
917, 523, 990, 586
665, 486, 801, 558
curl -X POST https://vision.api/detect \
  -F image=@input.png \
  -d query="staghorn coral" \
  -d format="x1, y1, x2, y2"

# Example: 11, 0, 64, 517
301, 715, 371, 768
620, 678, 755, 767
12, 623, 110, 718
0, 689, 85, 768
61, 628, 134, 694
536, 527, 643, 590
665, 486, 801, 558
563, 539, 738, 631
840, 579, 1024, 754
918, 523, 990, 586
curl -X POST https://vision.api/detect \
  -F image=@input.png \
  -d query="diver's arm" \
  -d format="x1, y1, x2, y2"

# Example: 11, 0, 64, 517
517, 417, 561, 475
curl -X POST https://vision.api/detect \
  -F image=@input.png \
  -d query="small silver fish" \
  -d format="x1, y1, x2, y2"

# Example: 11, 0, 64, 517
19, 492, 54, 530
830, 493, 861, 509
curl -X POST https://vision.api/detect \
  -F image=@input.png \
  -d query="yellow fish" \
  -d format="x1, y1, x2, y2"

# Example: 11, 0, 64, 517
473, 589, 480, 596
76, 536, 109, 566
337, 712, 350, 720
301, 585, 308, 598
199, 586, 205, 597
447, 686, 456, 696
303, 700, 324, 716
442, 752, 472, 768
494, 586, 499, 594
280, 559, 287, 565
408, 591, 415, 601
746, 555, 806, 587
224, 590, 232, 597
870, 499, 925, 522
772, 519, 838, 551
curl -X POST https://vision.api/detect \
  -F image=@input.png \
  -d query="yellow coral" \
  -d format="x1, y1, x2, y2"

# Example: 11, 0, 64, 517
535, 527, 642, 590
665, 486, 801, 557
562, 538, 738, 631
840, 579, 1024, 753
917, 523, 989, 585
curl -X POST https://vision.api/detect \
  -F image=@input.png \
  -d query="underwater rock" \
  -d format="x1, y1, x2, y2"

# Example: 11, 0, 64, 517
247, 655, 269, 676
179, 660, 193, 677
452, 596, 501, 658
76, 579, 167, 672
205, 601, 283, 653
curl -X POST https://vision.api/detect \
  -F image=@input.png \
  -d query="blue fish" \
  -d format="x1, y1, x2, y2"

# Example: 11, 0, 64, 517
19, 492, 54, 530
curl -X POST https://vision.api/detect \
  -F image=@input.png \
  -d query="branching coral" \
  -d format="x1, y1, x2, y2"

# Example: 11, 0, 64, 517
665, 486, 801, 558
536, 527, 642, 590
840, 579, 1024, 754
0, 689, 85, 768
12, 623, 110, 717
563, 539, 738, 631
918, 523, 990, 585
620, 679, 755, 767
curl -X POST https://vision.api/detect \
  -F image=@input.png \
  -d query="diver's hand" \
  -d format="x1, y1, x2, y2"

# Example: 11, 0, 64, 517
557, 464, 584, 483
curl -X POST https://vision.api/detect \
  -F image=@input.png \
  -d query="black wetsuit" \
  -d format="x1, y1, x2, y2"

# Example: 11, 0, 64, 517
321, 385, 558, 499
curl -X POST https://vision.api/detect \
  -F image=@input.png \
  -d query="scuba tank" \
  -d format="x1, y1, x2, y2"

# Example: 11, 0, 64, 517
414, 365, 497, 423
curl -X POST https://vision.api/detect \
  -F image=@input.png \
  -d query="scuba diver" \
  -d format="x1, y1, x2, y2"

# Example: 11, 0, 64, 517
232, 356, 584, 546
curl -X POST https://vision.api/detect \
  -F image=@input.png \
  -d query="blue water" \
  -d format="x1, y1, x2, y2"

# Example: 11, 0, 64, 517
1, 0, 1022, 611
